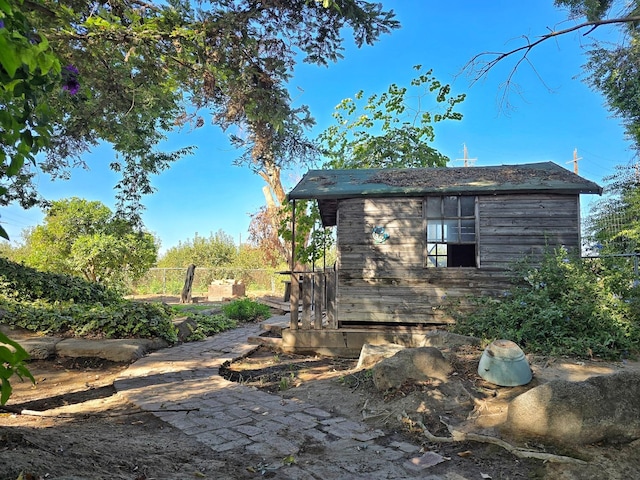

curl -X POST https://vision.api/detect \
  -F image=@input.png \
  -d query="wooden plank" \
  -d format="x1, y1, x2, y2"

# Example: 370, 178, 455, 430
338, 219, 424, 230
326, 271, 337, 328
289, 274, 299, 330
302, 274, 312, 329
480, 217, 578, 227
314, 273, 324, 330
480, 235, 579, 246
338, 311, 455, 324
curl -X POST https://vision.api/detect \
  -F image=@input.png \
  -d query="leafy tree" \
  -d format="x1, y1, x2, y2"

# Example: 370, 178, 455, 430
158, 231, 237, 268
1, 1, 399, 227
0, 0, 61, 238
18, 197, 157, 287
318, 66, 465, 169
277, 67, 465, 266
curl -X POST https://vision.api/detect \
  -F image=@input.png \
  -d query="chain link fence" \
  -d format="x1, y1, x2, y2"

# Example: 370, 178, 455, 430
129, 267, 285, 297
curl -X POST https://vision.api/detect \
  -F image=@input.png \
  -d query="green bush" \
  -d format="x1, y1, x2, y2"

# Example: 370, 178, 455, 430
222, 298, 271, 322
0, 296, 178, 343
0, 257, 118, 304
451, 247, 640, 360
183, 313, 238, 341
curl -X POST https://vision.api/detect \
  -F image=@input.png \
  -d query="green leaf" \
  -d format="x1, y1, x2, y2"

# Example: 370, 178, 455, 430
7, 153, 25, 176
0, 35, 20, 78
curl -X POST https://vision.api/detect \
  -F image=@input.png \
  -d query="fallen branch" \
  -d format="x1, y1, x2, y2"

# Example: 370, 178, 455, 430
1, 405, 200, 418
402, 412, 587, 465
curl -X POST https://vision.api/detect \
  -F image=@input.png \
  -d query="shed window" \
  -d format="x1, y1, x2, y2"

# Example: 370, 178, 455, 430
426, 196, 477, 267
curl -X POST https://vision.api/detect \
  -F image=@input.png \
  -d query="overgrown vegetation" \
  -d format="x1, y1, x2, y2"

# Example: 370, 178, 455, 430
451, 247, 640, 360
223, 297, 272, 322
182, 313, 238, 342
0, 258, 183, 342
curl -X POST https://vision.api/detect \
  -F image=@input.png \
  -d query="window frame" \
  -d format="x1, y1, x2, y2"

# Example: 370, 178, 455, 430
423, 195, 479, 268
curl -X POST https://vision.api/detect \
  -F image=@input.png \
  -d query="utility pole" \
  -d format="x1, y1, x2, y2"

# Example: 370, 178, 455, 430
456, 143, 477, 167
566, 148, 582, 174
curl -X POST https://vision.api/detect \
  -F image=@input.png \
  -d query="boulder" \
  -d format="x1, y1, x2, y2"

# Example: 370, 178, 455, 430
372, 346, 452, 391
504, 371, 640, 445
20, 337, 62, 360
55, 338, 168, 363
356, 343, 406, 370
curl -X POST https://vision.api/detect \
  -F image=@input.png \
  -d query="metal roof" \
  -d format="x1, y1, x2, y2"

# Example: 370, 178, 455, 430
287, 162, 603, 227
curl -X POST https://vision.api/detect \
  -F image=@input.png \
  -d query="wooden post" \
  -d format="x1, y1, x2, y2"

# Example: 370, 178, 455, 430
326, 270, 337, 328
180, 264, 196, 304
289, 200, 298, 330
289, 273, 299, 330
314, 272, 324, 329
301, 274, 312, 329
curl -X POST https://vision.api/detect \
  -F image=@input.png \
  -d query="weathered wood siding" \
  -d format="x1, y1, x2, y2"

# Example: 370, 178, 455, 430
478, 194, 580, 268
336, 198, 511, 326
335, 194, 581, 326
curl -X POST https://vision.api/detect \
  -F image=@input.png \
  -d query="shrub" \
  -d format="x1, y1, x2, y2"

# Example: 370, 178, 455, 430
222, 298, 271, 322
0, 257, 118, 304
0, 296, 178, 343
451, 247, 640, 360
184, 313, 238, 341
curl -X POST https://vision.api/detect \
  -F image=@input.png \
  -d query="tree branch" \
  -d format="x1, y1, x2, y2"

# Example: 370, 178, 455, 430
402, 412, 588, 465
462, 15, 640, 109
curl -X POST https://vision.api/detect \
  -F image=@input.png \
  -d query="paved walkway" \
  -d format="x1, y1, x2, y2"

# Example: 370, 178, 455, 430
114, 317, 451, 479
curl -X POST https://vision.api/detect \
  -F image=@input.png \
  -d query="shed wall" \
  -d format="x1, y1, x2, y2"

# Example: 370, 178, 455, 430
336, 194, 581, 326
478, 194, 580, 268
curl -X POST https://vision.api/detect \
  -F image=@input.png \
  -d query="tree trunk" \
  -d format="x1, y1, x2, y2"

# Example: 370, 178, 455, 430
180, 264, 196, 304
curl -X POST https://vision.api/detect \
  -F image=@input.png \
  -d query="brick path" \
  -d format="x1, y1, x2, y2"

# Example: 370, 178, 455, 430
114, 317, 448, 479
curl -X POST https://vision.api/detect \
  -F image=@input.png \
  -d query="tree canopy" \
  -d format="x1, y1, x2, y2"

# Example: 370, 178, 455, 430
272, 67, 464, 266
16, 197, 158, 287
0, 0, 399, 231
318, 66, 465, 169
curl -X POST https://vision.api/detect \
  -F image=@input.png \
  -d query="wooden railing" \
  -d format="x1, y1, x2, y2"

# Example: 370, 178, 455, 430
289, 270, 336, 330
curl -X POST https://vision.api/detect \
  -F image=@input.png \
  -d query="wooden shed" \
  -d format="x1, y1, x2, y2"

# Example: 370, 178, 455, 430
282, 162, 602, 356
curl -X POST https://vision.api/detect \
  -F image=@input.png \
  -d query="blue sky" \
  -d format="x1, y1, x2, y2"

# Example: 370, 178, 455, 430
0, 1, 632, 253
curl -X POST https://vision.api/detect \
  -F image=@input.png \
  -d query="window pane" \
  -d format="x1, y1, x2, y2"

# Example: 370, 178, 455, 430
436, 256, 447, 267
460, 220, 476, 242
436, 244, 447, 255
426, 256, 438, 268
443, 220, 459, 242
426, 197, 440, 217
427, 243, 438, 255
460, 196, 475, 216
427, 221, 442, 241
443, 196, 458, 216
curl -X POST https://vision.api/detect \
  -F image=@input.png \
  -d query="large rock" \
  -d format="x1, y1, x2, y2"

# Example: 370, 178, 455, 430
372, 346, 452, 391
55, 338, 168, 363
356, 343, 406, 370
20, 337, 63, 360
504, 371, 640, 445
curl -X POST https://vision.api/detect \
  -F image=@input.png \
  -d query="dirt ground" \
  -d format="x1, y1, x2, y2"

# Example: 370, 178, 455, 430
3, 341, 640, 480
